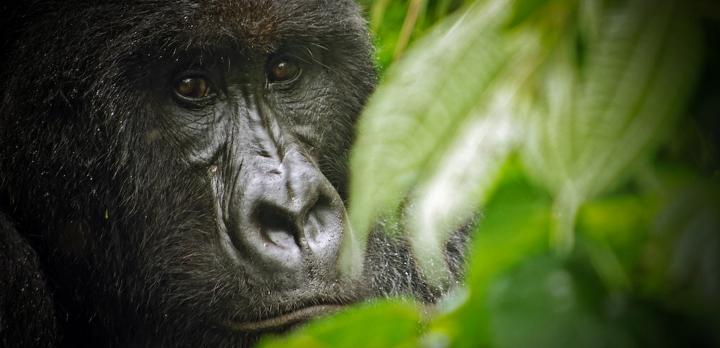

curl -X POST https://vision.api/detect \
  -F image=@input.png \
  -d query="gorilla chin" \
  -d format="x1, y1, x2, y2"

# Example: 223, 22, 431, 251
0, 1, 466, 346
226, 304, 345, 332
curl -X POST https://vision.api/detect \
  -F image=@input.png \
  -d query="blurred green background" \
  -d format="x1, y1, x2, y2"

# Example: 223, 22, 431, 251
261, 0, 720, 347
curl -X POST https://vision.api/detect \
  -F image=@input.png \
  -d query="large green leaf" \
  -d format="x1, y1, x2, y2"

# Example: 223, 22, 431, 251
406, 107, 518, 285
522, 0, 703, 251
347, 0, 515, 271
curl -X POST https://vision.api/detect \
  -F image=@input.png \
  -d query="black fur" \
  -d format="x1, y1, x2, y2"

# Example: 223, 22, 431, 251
0, 1, 466, 347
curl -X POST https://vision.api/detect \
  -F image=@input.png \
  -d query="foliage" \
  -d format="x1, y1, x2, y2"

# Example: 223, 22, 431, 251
260, 0, 720, 346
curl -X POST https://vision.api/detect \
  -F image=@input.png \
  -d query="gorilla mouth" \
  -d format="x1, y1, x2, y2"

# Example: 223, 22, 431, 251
227, 304, 344, 332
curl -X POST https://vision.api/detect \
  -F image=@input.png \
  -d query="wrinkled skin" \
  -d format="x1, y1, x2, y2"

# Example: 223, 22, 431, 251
0, 1, 466, 347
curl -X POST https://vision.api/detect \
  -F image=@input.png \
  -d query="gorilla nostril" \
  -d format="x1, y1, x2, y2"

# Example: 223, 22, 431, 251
308, 194, 331, 222
252, 202, 300, 248
305, 193, 340, 242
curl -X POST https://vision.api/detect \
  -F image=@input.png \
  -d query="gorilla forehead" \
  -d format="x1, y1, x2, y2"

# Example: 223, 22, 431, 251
44, 0, 368, 54
190, 0, 367, 50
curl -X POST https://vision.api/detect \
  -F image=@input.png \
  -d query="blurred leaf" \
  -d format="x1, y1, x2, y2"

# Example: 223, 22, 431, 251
577, 0, 604, 45
352, 0, 563, 283
327, 0, 714, 347
487, 256, 632, 348
258, 300, 421, 348
430, 167, 552, 347
652, 179, 720, 309
369, 0, 392, 32
571, 1, 702, 197
367, 0, 408, 70
406, 96, 520, 285
522, 0, 703, 251
348, 0, 514, 270
576, 194, 655, 290
393, 0, 427, 59
581, 238, 632, 291
504, 0, 551, 28
579, 195, 652, 243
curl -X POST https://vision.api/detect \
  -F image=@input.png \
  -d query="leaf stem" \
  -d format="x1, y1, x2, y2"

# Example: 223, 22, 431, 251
394, 0, 425, 60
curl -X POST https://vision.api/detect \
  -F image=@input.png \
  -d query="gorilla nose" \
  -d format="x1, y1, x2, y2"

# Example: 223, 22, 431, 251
251, 187, 334, 251
231, 159, 345, 275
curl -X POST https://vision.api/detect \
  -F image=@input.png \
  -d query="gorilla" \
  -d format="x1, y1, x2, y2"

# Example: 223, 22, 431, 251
0, 1, 466, 347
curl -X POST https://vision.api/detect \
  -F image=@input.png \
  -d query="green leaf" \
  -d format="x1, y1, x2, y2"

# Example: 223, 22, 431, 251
429, 167, 552, 347
257, 300, 421, 348
487, 256, 633, 348
406, 98, 519, 286
504, 0, 551, 28
522, 0, 703, 251
575, 194, 655, 290
347, 0, 514, 268
571, 1, 703, 197
578, 194, 652, 244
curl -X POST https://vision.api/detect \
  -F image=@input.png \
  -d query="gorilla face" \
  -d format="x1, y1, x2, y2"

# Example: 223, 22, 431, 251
0, 1, 456, 346
121, 3, 371, 331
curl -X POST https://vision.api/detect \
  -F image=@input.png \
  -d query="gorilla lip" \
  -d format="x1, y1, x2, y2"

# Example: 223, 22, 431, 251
226, 304, 343, 331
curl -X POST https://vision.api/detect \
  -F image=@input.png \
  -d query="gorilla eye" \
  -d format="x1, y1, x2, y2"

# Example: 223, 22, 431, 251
267, 58, 301, 83
174, 76, 212, 100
